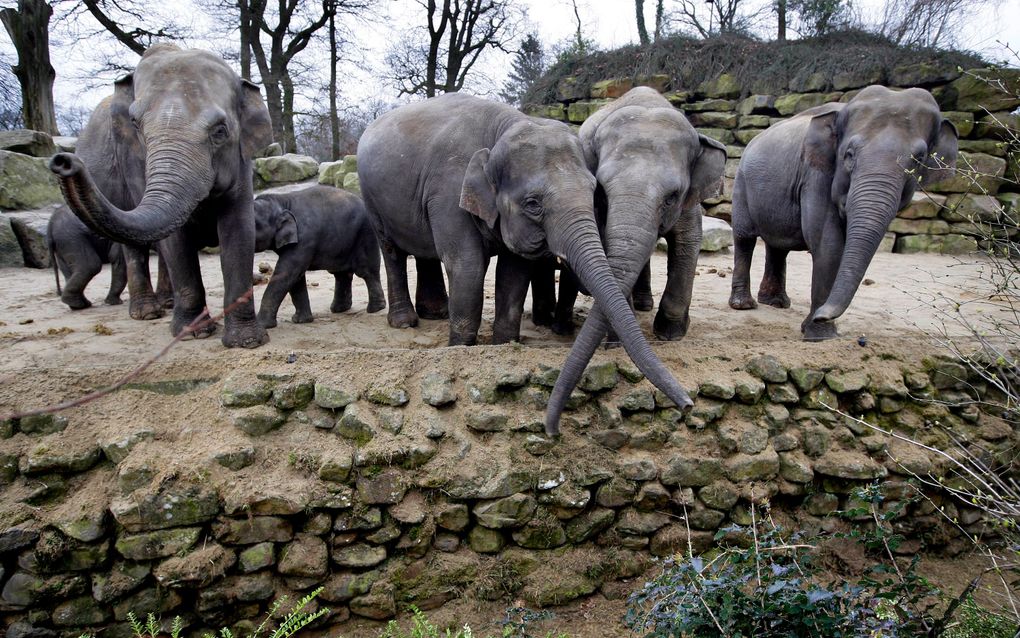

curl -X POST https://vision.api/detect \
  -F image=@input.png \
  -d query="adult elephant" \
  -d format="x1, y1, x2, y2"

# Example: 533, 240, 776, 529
49, 44, 273, 348
542, 87, 727, 435
728, 85, 958, 340
358, 92, 694, 428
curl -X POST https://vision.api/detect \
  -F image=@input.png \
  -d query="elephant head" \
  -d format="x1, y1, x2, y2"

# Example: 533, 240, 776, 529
459, 117, 694, 425
253, 196, 298, 253
806, 85, 957, 326
49, 44, 273, 246
580, 87, 727, 317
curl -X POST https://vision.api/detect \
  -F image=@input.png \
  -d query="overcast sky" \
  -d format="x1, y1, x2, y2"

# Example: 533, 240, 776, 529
5, 0, 1019, 118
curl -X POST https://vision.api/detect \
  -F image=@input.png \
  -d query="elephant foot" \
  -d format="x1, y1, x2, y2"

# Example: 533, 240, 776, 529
222, 321, 269, 349
416, 303, 449, 321
757, 290, 791, 308
551, 319, 575, 336
366, 298, 386, 314
292, 312, 314, 324
257, 314, 278, 329
104, 295, 123, 306
330, 300, 352, 314
62, 294, 92, 310
157, 293, 174, 310
130, 295, 165, 320
728, 291, 758, 310
801, 318, 839, 342
531, 310, 554, 327
633, 292, 654, 312
388, 302, 419, 329
653, 310, 690, 341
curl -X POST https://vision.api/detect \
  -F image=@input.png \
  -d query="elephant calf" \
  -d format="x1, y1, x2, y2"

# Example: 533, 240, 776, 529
47, 204, 126, 310
254, 185, 385, 328
729, 85, 958, 340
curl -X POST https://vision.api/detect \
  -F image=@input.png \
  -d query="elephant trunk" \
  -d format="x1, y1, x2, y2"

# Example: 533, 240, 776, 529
544, 202, 693, 436
812, 170, 904, 324
50, 139, 213, 246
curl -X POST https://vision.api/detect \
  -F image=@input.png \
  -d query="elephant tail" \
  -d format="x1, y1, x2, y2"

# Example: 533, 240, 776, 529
48, 233, 61, 295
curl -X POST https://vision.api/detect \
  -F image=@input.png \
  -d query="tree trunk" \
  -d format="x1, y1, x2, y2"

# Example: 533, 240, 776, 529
0, 0, 59, 135
654, 0, 665, 41
777, 0, 787, 41
636, 0, 650, 45
281, 69, 296, 153
328, 8, 340, 161
238, 0, 252, 80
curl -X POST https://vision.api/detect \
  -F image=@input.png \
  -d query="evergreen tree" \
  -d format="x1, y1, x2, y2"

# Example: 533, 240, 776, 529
499, 33, 545, 106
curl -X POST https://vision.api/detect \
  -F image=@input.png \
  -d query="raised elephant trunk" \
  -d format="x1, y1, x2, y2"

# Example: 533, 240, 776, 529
544, 195, 691, 436
50, 140, 213, 246
812, 170, 904, 324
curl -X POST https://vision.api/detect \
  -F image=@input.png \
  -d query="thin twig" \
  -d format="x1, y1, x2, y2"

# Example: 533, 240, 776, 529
1, 290, 254, 421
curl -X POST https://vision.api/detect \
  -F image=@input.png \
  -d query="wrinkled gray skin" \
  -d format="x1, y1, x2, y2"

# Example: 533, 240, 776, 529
253, 185, 385, 328
544, 87, 726, 435
358, 92, 693, 429
49, 44, 273, 348
729, 85, 958, 340
47, 204, 126, 310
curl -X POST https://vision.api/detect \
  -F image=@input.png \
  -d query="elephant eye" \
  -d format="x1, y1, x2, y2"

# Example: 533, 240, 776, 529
209, 123, 230, 145
521, 196, 543, 219
663, 191, 680, 208
844, 147, 856, 169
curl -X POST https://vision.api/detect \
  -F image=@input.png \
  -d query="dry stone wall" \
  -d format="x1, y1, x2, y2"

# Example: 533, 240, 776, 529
0, 349, 1015, 637
526, 65, 1020, 256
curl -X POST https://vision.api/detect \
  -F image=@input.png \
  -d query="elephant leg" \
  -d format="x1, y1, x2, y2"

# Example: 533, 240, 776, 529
105, 245, 127, 306
217, 197, 268, 349
160, 231, 215, 340
355, 265, 386, 313
553, 269, 579, 336
61, 250, 101, 310
529, 259, 556, 327
330, 271, 354, 313
437, 234, 488, 346
155, 251, 174, 309
729, 233, 758, 310
632, 260, 654, 311
414, 257, 449, 320
493, 252, 531, 344
125, 245, 163, 320
380, 238, 418, 329
290, 273, 314, 324
257, 267, 293, 329
802, 219, 844, 342
757, 245, 791, 308
655, 213, 701, 341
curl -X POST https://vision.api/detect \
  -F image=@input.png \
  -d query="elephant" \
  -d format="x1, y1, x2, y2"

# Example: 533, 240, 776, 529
357, 92, 694, 429
47, 204, 126, 310
727, 85, 958, 341
543, 87, 727, 434
253, 185, 385, 328
528, 256, 580, 336
48, 44, 273, 348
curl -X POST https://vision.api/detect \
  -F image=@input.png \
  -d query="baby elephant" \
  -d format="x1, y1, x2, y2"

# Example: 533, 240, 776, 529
47, 204, 126, 310
254, 185, 385, 328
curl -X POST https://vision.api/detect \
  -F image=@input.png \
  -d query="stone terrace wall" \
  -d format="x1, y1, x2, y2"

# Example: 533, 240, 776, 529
526, 65, 1020, 256
0, 348, 1016, 637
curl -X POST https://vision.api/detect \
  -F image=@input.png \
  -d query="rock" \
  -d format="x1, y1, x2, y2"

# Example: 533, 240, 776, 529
591, 77, 634, 99
153, 543, 235, 588
351, 584, 397, 620
802, 385, 838, 410
214, 516, 293, 544
512, 509, 567, 549
321, 570, 379, 602
746, 355, 787, 383
278, 534, 328, 578
7, 209, 51, 267
318, 449, 353, 483
101, 430, 154, 464
889, 62, 959, 87
365, 381, 409, 406
696, 127, 734, 145
738, 94, 776, 115
616, 508, 671, 535
332, 542, 387, 568
271, 379, 314, 409
804, 492, 839, 516
238, 542, 275, 573
253, 153, 318, 185
832, 67, 884, 91
814, 450, 888, 479
768, 382, 800, 404
948, 67, 1020, 112
221, 378, 273, 407
357, 470, 406, 505
699, 481, 739, 510
342, 171, 360, 194
214, 446, 255, 471
698, 73, 741, 99
333, 506, 382, 532
232, 405, 285, 436
789, 367, 825, 392
928, 152, 1006, 194
825, 370, 870, 393
115, 527, 201, 560
700, 378, 735, 400
591, 428, 629, 450
0, 214, 22, 267
723, 447, 780, 481
774, 92, 842, 116
524, 434, 555, 455
779, 452, 814, 483
0, 129, 56, 157
898, 191, 946, 219
579, 361, 618, 392
22, 442, 102, 475
595, 477, 638, 507
688, 111, 739, 128
436, 503, 470, 531
474, 494, 537, 528
691, 398, 726, 423
112, 586, 182, 621
661, 455, 723, 487
734, 377, 765, 404
421, 371, 457, 407
92, 561, 150, 603
974, 111, 1020, 140
318, 160, 348, 187
51, 596, 111, 627
718, 421, 769, 455
802, 425, 831, 458
687, 502, 726, 530
0, 150, 62, 211
634, 482, 671, 511
224, 488, 309, 516
467, 526, 505, 553
521, 568, 598, 608
313, 381, 358, 409
110, 484, 220, 532
466, 407, 509, 432
618, 388, 656, 412
17, 413, 67, 435
255, 142, 284, 158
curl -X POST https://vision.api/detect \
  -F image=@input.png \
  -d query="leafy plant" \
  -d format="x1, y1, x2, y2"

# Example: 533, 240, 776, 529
941, 596, 1019, 638
127, 612, 183, 638
210, 588, 329, 638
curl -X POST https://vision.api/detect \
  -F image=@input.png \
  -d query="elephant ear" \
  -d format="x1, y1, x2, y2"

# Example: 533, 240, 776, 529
684, 134, 727, 210
240, 80, 274, 160
801, 110, 839, 210
109, 73, 146, 205
460, 148, 499, 228
274, 210, 299, 249
921, 119, 958, 186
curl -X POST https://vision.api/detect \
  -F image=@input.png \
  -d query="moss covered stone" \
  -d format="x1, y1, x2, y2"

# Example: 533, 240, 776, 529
474, 493, 537, 529
232, 406, 285, 436
467, 526, 505, 553
115, 527, 201, 561
579, 361, 618, 392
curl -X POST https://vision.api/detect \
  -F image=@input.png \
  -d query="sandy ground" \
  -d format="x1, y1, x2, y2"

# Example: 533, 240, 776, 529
0, 242, 1000, 375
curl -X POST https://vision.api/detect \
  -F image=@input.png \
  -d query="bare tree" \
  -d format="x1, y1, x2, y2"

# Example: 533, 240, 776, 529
670, 0, 763, 37
387, 0, 521, 99
76, 0, 185, 55
1, 0, 59, 134
0, 52, 22, 129
878, 0, 997, 48
636, 0, 666, 44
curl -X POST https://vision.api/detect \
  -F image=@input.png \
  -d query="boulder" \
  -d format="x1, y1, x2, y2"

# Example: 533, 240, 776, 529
253, 153, 318, 186
0, 153, 62, 210
255, 142, 283, 158
927, 151, 1006, 194
774, 92, 842, 116
0, 214, 22, 267
701, 216, 733, 252
697, 73, 741, 99
0, 129, 57, 157
7, 208, 54, 268
898, 192, 945, 219
52, 136, 76, 153
342, 171, 361, 194
889, 62, 959, 87
947, 68, 1020, 112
